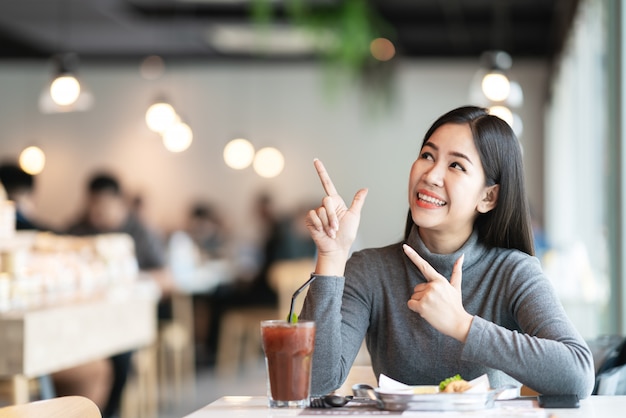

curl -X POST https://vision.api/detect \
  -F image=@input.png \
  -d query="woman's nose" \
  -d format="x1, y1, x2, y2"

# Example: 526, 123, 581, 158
424, 163, 444, 186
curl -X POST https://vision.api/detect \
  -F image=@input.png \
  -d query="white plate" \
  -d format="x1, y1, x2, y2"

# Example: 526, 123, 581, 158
374, 388, 500, 411
376, 385, 439, 395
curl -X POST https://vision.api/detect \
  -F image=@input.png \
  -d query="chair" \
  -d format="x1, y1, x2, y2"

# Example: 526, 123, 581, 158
590, 335, 626, 395
595, 364, 626, 395
122, 292, 195, 416
0, 378, 44, 406
267, 258, 315, 320
157, 293, 196, 407
215, 306, 278, 376
213, 258, 316, 376
0, 395, 101, 418
120, 345, 158, 418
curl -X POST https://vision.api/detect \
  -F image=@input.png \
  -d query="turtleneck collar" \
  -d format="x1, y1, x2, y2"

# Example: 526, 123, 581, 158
404, 224, 487, 278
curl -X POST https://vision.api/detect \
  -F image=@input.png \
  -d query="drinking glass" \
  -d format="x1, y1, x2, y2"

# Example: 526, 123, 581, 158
260, 319, 316, 408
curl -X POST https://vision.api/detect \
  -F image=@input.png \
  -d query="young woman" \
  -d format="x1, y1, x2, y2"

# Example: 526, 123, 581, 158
300, 106, 594, 398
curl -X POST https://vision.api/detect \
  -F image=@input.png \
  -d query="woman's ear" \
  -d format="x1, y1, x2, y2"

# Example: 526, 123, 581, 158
477, 184, 499, 214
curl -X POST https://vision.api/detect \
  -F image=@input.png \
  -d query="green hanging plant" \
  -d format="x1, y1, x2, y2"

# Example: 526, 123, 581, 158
251, 0, 397, 112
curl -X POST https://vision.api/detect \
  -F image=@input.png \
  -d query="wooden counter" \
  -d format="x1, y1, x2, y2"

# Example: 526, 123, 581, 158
0, 282, 158, 404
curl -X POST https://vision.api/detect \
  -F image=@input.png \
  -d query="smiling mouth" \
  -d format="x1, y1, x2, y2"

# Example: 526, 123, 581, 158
418, 193, 446, 206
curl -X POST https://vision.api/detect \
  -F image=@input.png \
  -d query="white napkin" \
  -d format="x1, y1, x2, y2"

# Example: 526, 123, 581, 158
379, 373, 488, 392
378, 373, 419, 391
463, 374, 490, 393
377, 373, 519, 399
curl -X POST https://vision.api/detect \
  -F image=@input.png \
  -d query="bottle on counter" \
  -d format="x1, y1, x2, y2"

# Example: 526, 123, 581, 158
0, 181, 16, 242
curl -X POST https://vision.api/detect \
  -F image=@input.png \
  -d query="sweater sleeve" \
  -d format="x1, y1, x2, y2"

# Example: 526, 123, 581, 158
299, 273, 369, 396
462, 258, 595, 398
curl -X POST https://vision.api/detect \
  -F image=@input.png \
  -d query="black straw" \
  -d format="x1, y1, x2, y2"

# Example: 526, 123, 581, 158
287, 274, 317, 323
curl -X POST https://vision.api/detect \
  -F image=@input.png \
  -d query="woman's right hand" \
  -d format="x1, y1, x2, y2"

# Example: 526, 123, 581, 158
306, 159, 368, 275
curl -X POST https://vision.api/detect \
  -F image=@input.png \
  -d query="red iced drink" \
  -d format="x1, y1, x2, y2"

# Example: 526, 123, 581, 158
261, 320, 316, 407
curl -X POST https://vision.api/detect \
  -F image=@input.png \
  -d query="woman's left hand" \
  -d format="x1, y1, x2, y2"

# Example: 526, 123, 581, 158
403, 244, 473, 342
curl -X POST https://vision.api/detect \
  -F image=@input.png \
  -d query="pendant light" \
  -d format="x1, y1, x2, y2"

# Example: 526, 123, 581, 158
39, 53, 93, 113
162, 121, 193, 153
253, 147, 285, 178
469, 50, 524, 137
50, 53, 80, 105
39, 0, 93, 114
145, 100, 179, 133
19, 146, 46, 175
145, 98, 193, 153
223, 138, 255, 170
470, 51, 514, 104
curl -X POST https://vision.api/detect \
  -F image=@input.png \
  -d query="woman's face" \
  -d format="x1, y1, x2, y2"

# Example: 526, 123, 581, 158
408, 123, 498, 247
87, 191, 128, 231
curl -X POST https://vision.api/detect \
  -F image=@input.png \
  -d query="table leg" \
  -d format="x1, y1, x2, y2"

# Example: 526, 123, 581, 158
11, 374, 29, 404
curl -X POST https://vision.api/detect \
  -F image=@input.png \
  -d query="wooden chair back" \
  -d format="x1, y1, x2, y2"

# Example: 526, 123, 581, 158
0, 396, 101, 418
267, 257, 316, 320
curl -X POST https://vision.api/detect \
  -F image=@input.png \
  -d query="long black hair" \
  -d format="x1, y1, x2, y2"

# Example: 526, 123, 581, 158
404, 106, 535, 256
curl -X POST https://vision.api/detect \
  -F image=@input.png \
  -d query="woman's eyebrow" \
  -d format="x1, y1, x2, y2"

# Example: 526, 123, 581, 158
423, 141, 474, 165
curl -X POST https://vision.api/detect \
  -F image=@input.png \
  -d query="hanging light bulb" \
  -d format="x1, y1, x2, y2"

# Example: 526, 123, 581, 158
19, 146, 46, 175
469, 50, 517, 104
488, 106, 523, 137
146, 101, 179, 133
50, 74, 81, 106
469, 50, 524, 137
481, 71, 511, 102
49, 54, 82, 106
481, 72, 510, 102
162, 121, 193, 153
488, 105, 514, 127
253, 147, 284, 178
223, 138, 255, 170
39, 53, 93, 113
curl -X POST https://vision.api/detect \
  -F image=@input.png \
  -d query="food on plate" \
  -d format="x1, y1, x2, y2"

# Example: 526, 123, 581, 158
442, 380, 473, 393
411, 386, 439, 394
439, 374, 472, 393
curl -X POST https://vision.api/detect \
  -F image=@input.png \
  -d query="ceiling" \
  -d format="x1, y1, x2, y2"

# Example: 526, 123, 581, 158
0, 0, 578, 64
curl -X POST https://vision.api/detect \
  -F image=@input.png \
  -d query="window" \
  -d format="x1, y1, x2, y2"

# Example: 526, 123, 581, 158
543, 0, 614, 338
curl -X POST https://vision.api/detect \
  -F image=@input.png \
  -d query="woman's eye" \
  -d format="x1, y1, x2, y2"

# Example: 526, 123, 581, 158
420, 152, 434, 161
450, 162, 466, 171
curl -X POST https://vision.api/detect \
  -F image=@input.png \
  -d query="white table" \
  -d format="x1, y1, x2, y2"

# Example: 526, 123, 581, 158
183, 395, 626, 417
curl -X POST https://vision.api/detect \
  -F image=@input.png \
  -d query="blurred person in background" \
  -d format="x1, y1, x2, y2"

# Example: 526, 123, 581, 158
0, 162, 48, 230
67, 172, 176, 298
185, 202, 231, 260
168, 201, 234, 291
66, 171, 176, 418
167, 201, 237, 359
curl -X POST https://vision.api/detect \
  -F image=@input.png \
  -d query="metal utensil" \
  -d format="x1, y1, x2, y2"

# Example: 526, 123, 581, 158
309, 395, 353, 408
352, 383, 378, 400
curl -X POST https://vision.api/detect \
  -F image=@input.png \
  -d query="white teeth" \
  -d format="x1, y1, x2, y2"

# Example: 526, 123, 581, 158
418, 193, 446, 206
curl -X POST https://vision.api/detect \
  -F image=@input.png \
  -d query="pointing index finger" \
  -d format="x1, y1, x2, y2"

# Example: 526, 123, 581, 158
314, 158, 339, 196
403, 244, 442, 281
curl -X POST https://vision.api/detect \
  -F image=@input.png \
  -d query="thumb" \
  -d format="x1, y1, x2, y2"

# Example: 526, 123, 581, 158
348, 188, 368, 215
449, 253, 464, 292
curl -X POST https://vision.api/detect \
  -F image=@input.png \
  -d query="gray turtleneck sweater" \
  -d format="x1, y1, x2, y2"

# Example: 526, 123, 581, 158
300, 226, 595, 398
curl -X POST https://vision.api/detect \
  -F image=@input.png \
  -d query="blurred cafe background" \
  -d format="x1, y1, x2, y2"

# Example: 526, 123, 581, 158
0, 0, 624, 417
